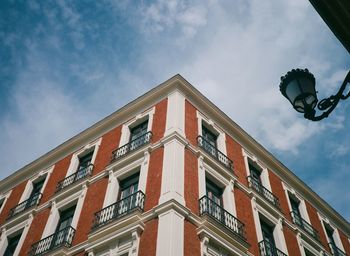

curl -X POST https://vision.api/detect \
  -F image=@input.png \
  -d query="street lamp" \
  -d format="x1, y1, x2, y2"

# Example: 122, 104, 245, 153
279, 68, 350, 121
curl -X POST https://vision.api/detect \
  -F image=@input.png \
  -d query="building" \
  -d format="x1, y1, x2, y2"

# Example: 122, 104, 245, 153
0, 74, 349, 256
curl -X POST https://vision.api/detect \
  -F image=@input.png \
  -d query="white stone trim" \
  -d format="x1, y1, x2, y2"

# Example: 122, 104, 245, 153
65, 138, 102, 177
41, 185, 87, 238
164, 90, 185, 137
297, 234, 322, 256
0, 190, 12, 214
198, 157, 236, 216
317, 213, 345, 252
0, 213, 33, 255
119, 107, 155, 147
159, 138, 185, 206
251, 197, 288, 254
156, 209, 184, 256
18, 166, 53, 204
242, 148, 272, 191
103, 154, 149, 208
197, 111, 227, 155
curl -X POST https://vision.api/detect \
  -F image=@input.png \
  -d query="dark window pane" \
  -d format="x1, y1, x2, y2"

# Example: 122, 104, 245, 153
56, 205, 76, 232
78, 151, 93, 171
119, 173, 140, 200
130, 121, 148, 141
202, 126, 217, 147
4, 232, 22, 256
206, 179, 223, 206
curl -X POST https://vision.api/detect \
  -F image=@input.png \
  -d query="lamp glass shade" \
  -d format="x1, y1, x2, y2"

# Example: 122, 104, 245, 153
280, 69, 317, 113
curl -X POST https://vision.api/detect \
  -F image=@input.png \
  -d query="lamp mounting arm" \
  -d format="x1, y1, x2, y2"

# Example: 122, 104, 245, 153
305, 70, 350, 121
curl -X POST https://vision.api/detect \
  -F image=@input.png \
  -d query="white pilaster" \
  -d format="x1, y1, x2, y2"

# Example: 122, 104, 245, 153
164, 90, 185, 137
156, 210, 184, 256
102, 170, 119, 208
198, 156, 206, 198
159, 139, 185, 206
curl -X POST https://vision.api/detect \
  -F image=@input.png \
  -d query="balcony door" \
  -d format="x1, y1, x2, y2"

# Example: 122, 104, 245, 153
261, 220, 276, 256
76, 151, 93, 180
129, 121, 148, 150
202, 126, 218, 157
27, 179, 44, 208
54, 205, 76, 247
118, 173, 140, 214
206, 179, 223, 221
4, 232, 22, 256
290, 197, 303, 227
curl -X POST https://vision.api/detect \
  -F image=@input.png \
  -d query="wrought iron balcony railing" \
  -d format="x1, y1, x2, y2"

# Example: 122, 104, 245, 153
329, 242, 347, 256
197, 136, 233, 170
92, 191, 145, 230
258, 240, 288, 256
29, 226, 75, 256
111, 132, 152, 162
290, 211, 320, 241
247, 176, 280, 210
56, 164, 94, 193
7, 192, 42, 219
199, 196, 246, 240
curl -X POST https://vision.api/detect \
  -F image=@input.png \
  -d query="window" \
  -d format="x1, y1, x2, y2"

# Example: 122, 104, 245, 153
77, 151, 93, 171
249, 163, 261, 183
261, 219, 276, 255
119, 173, 139, 200
202, 125, 218, 148
206, 179, 223, 207
289, 196, 303, 226
304, 248, 316, 256
130, 121, 148, 142
57, 205, 76, 232
26, 179, 45, 208
4, 231, 23, 256
0, 198, 4, 211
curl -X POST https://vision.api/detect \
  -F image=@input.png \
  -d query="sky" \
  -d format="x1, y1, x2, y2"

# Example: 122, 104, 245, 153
0, 0, 349, 221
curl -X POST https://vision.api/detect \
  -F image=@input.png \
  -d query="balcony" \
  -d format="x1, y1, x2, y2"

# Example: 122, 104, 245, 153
290, 211, 320, 241
92, 191, 145, 230
7, 193, 42, 219
199, 196, 246, 240
197, 136, 233, 170
111, 132, 152, 162
29, 226, 75, 256
258, 240, 287, 256
329, 243, 347, 256
56, 164, 94, 193
247, 176, 280, 210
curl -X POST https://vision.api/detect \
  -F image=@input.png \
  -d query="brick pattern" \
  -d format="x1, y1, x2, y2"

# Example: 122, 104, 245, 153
268, 171, 290, 219
184, 220, 201, 256
339, 229, 350, 255
41, 154, 73, 204
234, 187, 259, 255
138, 219, 158, 256
0, 180, 26, 225
283, 224, 301, 256
305, 201, 330, 252
93, 125, 122, 175
184, 148, 199, 214
73, 178, 108, 245
151, 98, 167, 143
19, 208, 50, 255
225, 136, 247, 185
185, 100, 198, 145
144, 147, 164, 211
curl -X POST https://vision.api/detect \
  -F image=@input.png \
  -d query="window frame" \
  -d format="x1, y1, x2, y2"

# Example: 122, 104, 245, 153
198, 157, 236, 216
17, 166, 53, 210
65, 138, 101, 178
196, 111, 227, 155
318, 213, 345, 253
118, 107, 155, 148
